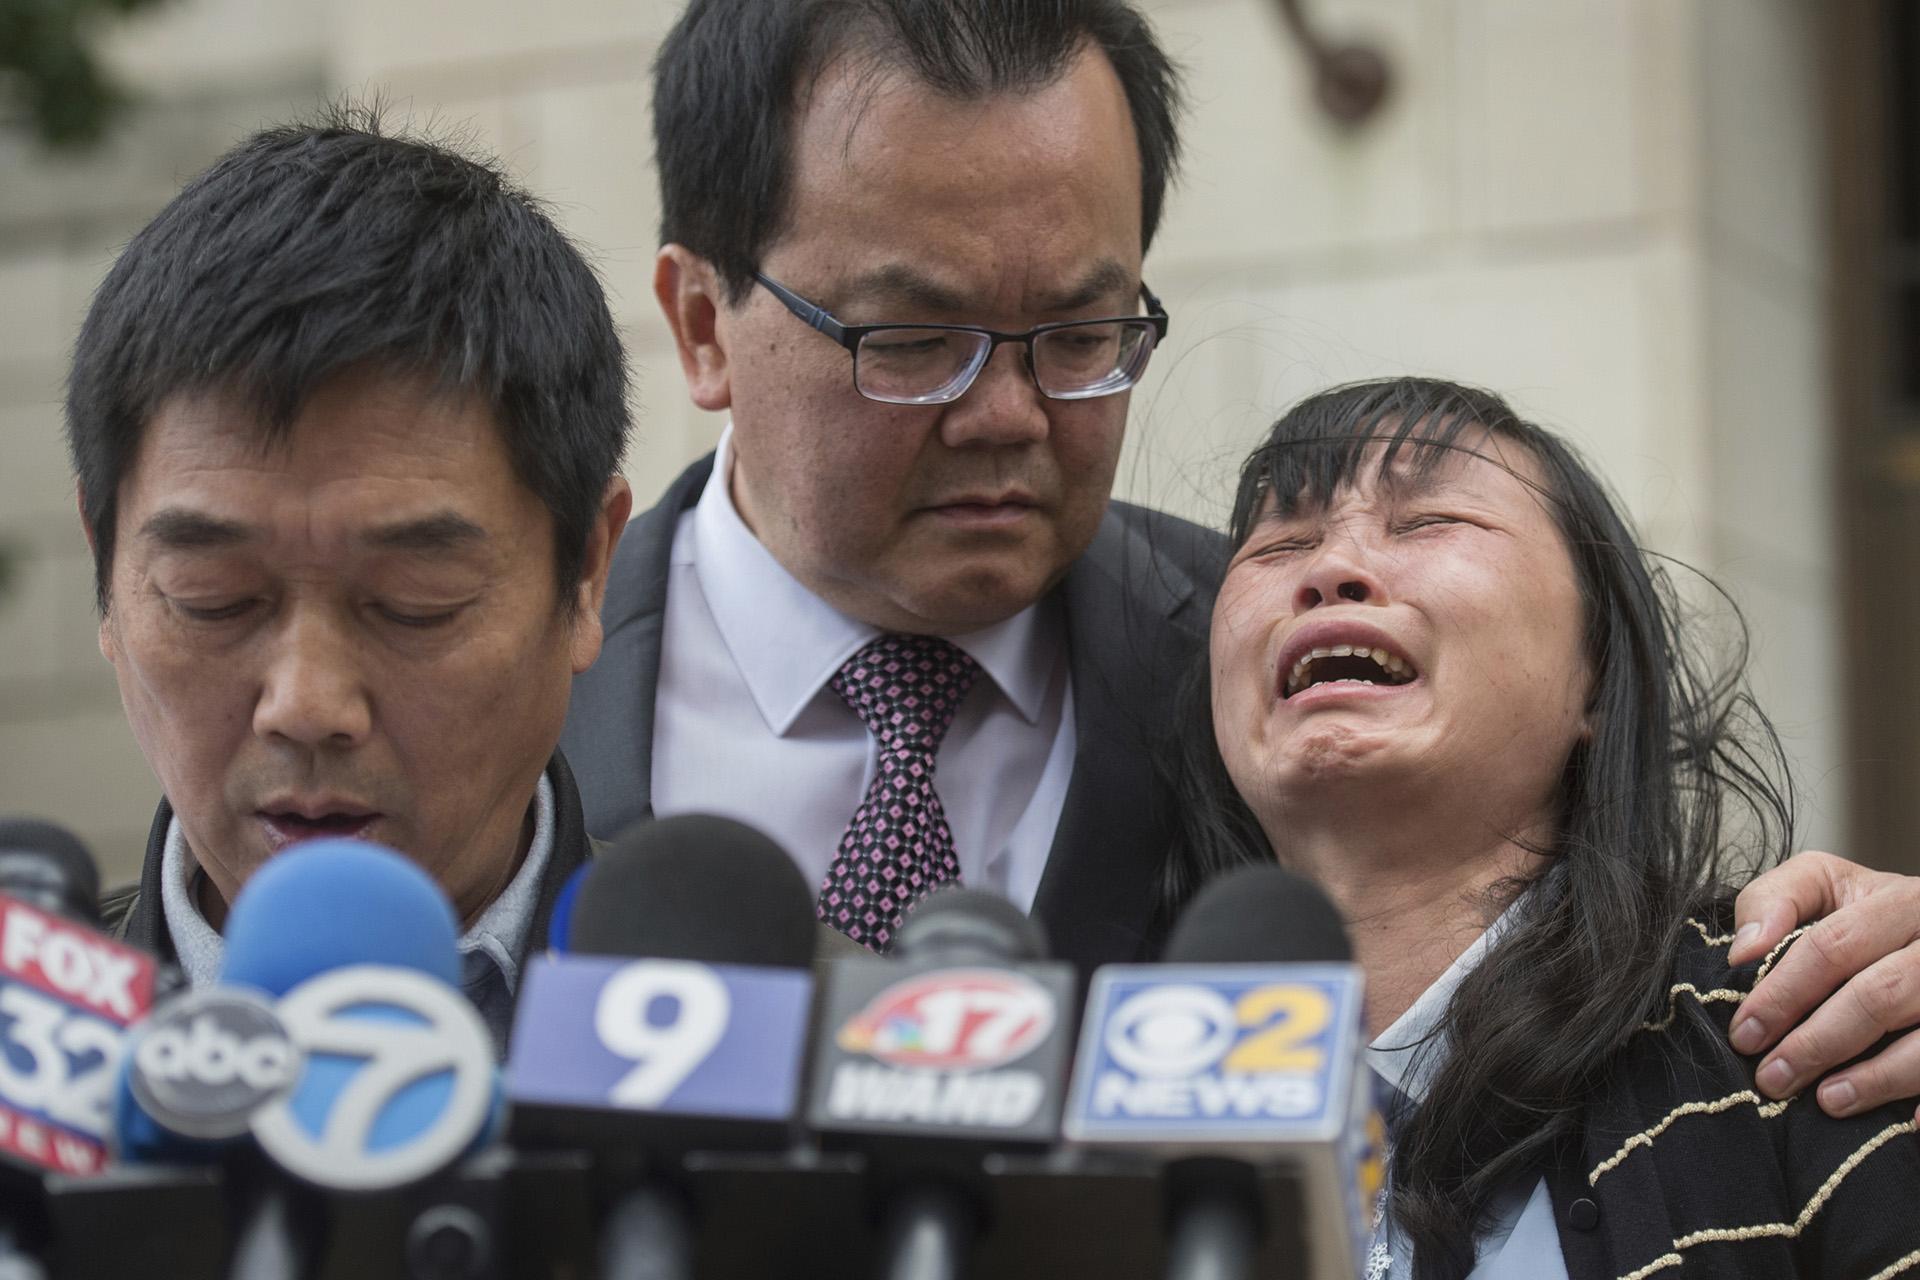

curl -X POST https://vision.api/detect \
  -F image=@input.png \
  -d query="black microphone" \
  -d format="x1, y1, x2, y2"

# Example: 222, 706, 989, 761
0, 819, 100, 925
506, 813, 818, 1280
0, 819, 161, 1280
805, 886, 1077, 1280
1063, 865, 1381, 1280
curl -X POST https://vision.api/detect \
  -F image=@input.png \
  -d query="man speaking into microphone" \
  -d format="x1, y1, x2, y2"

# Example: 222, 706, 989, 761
63, 107, 633, 1049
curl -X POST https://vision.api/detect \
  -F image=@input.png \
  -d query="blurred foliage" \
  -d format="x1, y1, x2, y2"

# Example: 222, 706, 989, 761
1, 0, 173, 149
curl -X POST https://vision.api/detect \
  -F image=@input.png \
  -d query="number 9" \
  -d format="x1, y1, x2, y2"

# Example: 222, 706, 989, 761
594, 962, 730, 1108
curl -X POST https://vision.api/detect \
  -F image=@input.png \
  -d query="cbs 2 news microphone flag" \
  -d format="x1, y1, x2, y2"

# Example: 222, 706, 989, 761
1065, 961, 1384, 1279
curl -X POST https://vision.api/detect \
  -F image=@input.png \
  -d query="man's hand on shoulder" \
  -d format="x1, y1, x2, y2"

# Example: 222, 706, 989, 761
1729, 850, 1920, 1125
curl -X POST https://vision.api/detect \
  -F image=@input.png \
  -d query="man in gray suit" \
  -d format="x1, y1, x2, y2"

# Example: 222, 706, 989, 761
562, 0, 1218, 969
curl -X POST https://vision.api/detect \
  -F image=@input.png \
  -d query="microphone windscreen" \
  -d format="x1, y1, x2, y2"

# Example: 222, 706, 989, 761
566, 814, 814, 968
221, 839, 461, 993
1164, 865, 1353, 964
894, 885, 1047, 961
0, 816, 101, 920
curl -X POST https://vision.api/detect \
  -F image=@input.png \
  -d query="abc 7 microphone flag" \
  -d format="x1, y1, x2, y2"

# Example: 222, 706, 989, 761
248, 965, 496, 1192
0, 892, 156, 1175
122, 966, 494, 1191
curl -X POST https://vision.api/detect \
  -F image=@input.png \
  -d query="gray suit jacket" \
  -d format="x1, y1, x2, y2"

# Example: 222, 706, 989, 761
560, 454, 1226, 972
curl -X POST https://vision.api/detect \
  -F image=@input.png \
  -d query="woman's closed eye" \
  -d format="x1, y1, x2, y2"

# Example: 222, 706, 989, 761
1392, 512, 1466, 534
1238, 534, 1319, 562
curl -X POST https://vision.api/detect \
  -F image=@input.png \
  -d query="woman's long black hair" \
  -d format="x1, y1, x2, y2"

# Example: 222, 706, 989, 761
1165, 377, 1794, 1280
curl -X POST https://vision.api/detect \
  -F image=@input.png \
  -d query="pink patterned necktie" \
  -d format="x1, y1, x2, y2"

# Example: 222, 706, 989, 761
818, 633, 983, 951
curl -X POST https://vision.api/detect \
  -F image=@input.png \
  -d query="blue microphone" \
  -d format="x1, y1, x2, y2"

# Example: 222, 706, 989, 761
222, 841, 496, 1188
112, 839, 456, 1166
114, 840, 480, 1162
221, 837, 461, 992
112, 840, 497, 1280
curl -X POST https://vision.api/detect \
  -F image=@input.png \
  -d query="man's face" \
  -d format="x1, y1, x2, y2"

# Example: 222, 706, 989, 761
97, 370, 625, 922
679, 48, 1146, 634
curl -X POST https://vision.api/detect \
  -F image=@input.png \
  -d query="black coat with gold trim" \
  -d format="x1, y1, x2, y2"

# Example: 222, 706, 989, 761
1546, 920, 1920, 1279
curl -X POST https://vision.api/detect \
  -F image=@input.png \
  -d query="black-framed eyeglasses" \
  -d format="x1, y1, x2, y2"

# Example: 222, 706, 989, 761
752, 271, 1170, 406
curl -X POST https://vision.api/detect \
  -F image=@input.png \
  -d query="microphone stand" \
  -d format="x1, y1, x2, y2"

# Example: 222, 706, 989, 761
599, 1179, 694, 1280
226, 1154, 327, 1280
877, 1183, 975, 1280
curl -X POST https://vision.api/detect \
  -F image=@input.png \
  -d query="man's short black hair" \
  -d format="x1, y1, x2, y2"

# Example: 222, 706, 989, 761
67, 104, 630, 612
653, 0, 1183, 303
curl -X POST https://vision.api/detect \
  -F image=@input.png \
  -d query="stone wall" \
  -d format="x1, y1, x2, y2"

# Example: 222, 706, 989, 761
0, 0, 1838, 882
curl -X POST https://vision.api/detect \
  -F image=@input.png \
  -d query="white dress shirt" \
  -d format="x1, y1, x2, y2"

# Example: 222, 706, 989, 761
650, 428, 1076, 910
1365, 913, 1569, 1279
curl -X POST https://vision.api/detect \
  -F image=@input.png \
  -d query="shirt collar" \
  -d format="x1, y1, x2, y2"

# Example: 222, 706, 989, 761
159, 773, 558, 994
1366, 905, 1517, 1104
688, 425, 1059, 733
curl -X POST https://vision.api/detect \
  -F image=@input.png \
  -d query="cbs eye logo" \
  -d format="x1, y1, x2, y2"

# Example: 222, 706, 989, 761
1102, 982, 1331, 1078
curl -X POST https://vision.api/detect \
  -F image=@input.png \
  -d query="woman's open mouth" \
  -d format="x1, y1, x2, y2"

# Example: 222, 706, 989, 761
1282, 644, 1417, 698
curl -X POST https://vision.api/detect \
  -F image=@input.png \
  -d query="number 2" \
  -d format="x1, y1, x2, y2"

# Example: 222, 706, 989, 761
594, 962, 730, 1108
1221, 986, 1330, 1073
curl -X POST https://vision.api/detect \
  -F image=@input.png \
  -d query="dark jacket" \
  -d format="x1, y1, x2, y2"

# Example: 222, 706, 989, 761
1546, 921, 1920, 1278
101, 752, 597, 978
559, 453, 1229, 971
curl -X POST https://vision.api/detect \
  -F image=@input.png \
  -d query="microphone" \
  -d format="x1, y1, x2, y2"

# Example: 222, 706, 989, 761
114, 984, 302, 1162
0, 819, 158, 1279
0, 820, 154, 1172
0, 819, 100, 924
805, 886, 1077, 1280
233, 841, 497, 1187
1063, 866, 1381, 1280
111, 839, 497, 1280
506, 813, 818, 1280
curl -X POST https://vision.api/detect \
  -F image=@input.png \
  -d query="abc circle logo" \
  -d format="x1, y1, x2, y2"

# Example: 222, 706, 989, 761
129, 989, 302, 1139
250, 966, 494, 1192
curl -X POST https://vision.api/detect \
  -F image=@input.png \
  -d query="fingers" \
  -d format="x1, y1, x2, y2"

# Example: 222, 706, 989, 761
1806, 1027, 1920, 1120
1732, 898, 1903, 1058
1730, 851, 1852, 966
1746, 940, 1920, 1106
